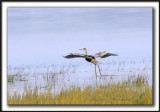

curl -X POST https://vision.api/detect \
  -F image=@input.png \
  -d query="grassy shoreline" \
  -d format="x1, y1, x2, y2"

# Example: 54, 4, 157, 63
8, 75, 152, 104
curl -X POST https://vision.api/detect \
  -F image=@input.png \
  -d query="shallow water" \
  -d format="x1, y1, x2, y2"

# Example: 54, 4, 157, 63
8, 58, 152, 96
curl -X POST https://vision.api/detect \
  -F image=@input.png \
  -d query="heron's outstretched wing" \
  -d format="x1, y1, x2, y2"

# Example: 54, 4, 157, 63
64, 53, 85, 59
94, 51, 118, 58
100, 53, 118, 58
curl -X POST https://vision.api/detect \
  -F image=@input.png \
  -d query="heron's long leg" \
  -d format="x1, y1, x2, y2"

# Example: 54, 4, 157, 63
95, 64, 97, 78
98, 65, 102, 76
95, 64, 97, 86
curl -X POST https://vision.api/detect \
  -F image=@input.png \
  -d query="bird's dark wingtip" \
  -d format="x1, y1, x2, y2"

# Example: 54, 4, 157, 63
110, 53, 118, 56
63, 56, 67, 58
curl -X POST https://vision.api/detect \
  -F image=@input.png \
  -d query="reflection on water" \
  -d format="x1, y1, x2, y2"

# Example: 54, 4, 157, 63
8, 58, 152, 96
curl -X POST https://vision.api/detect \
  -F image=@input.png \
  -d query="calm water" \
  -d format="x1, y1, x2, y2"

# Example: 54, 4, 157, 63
8, 57, 152, 96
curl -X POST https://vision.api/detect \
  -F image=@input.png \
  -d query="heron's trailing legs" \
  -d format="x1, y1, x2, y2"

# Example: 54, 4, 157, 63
95, 64, 97, 78
95, 64, 98, 86
98, 65, 102, 77
95, 65, 102, 78
95, 65, 102, 86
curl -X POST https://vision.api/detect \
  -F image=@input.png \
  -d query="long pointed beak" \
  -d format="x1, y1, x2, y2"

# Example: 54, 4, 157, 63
79, 49, 83, 50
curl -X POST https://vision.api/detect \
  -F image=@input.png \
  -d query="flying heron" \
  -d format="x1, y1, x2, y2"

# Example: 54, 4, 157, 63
64, 48, 118, 77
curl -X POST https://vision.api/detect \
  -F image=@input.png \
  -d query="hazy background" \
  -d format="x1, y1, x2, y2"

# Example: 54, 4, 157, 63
8, 8, 152, 66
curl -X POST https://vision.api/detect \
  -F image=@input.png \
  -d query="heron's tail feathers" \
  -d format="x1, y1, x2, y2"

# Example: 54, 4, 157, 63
91, 59, 102, 66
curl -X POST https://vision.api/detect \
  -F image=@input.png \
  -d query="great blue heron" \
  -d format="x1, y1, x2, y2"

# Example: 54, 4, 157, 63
64, 48, 118, 77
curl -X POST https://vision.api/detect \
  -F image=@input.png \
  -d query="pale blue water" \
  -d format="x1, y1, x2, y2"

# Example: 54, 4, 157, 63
8, 57, 152, 96
8, 8, 152, 66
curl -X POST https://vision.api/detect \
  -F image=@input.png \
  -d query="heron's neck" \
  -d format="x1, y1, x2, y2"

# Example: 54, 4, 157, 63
84, 50, 87, 55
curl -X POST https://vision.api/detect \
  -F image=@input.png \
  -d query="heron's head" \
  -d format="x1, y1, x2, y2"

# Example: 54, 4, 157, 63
79, 48, 87, 51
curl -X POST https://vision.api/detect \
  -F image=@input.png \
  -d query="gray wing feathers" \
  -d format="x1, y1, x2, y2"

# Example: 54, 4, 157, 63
94, 51, 118, 58
64, 53, 85, 59
101, 53, 118, 58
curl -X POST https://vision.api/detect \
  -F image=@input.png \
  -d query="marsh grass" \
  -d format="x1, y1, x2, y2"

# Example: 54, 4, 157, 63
7, 60, 152, 105
8, 75, 152, 105
7, 65, 72, 83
